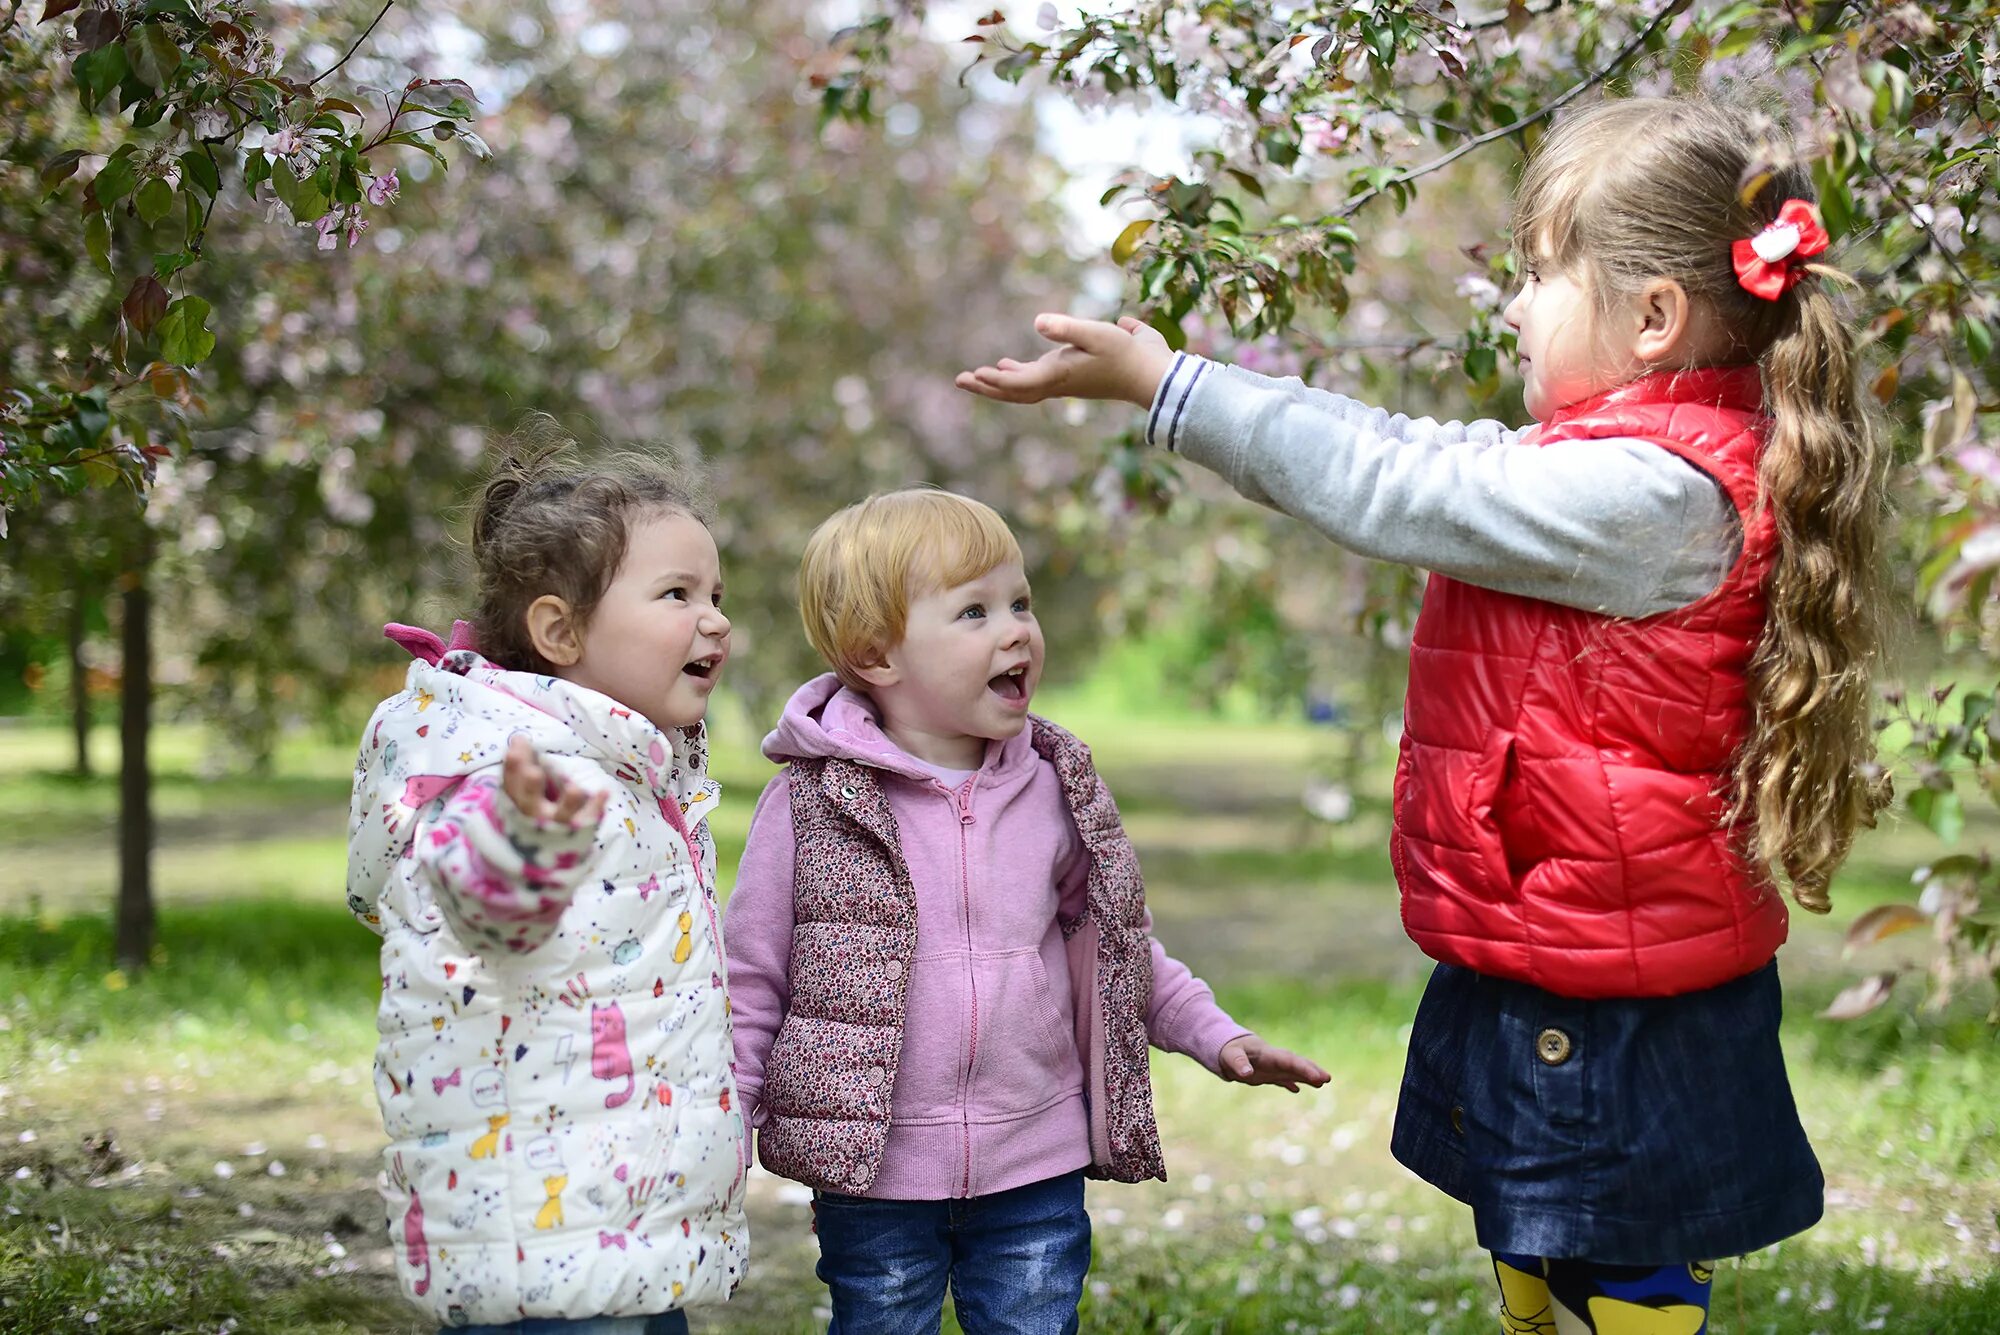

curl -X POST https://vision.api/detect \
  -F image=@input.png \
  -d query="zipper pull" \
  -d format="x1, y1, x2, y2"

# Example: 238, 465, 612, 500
957, 776, 976, 825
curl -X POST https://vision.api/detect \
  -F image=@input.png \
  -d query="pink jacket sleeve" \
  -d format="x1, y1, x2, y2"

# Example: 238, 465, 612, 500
415, 772, 603, 957
722, 772, 796, 1128
1056, 839, 1251, 1077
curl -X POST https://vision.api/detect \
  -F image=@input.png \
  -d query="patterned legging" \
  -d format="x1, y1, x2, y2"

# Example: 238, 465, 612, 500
1493, 1253, 1713, 1335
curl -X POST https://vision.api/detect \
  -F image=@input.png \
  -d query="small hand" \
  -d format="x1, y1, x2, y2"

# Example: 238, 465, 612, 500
955, 313, 1175, 409
1218, 1034, 1331, 1093
501, 735, 608, 829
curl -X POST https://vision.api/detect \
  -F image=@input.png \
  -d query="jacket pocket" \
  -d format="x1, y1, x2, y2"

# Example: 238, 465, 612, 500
969, 947, 1083, 1118
1467, 730, 1521, 903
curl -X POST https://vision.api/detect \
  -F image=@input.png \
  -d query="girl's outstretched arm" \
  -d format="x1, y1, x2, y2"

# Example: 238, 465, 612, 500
416, 736, 610, 957
961, 317, 1738, 619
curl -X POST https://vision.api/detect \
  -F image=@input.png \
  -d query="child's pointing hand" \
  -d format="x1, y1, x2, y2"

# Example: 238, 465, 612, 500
955, 313, 1175, 409
1218, 1034, 1331, 1093
502, 735, 608, 829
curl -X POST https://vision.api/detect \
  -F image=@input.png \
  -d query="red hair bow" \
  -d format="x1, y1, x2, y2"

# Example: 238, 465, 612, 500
1732, 199, 1829, 301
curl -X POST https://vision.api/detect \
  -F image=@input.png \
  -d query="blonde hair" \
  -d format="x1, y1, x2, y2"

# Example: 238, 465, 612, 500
798, 488, 1023, 691
1514, 96, 1888, 914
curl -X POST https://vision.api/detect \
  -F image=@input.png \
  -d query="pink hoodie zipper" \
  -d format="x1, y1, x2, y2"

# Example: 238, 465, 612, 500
953, 772, 978, 1198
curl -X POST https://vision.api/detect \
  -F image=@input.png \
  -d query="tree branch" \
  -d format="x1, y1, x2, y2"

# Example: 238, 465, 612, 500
1252, 0, 1691, 239
1459, 0, 1567, 33
310, 0, 393, 89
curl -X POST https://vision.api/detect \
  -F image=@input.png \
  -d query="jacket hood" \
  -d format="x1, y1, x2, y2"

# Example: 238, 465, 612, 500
761, 672, 1037, 784
348, 621, 717, 914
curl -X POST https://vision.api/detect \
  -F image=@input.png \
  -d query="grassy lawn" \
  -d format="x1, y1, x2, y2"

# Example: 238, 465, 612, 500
2, 694, 1998, 1333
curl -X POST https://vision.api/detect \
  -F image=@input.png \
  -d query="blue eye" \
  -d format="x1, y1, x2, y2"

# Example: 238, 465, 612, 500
662, 587, 687, 601
959, 605, 985, 620
1012, 598, 1030, 614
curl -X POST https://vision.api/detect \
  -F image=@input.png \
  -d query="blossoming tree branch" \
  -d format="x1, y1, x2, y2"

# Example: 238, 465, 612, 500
0, 0, 481, 527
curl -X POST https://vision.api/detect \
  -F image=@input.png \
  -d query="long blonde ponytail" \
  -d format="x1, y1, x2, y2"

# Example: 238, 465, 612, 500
1740, 284, 1889, 912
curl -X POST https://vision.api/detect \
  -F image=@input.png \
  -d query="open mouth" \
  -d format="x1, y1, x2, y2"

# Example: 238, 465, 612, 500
988, 664, 1029, 704
682, 654, 722, 681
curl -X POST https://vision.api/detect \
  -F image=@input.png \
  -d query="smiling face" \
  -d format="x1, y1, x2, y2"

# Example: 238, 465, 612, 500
557, 508, 730, 733
863, 559, 1044, 772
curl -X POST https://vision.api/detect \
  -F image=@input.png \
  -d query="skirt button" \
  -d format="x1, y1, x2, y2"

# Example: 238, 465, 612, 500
1535, 1027, 1573, 1066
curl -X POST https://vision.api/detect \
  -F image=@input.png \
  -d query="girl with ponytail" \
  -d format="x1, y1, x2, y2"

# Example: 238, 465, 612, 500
961, 95, 1885, 1335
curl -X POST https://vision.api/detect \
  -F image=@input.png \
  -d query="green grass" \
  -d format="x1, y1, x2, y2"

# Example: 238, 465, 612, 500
3, 703, 2000, 1332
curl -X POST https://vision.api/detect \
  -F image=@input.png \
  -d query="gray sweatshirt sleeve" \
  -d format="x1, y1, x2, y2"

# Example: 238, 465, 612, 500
1148, 353, 1741, 618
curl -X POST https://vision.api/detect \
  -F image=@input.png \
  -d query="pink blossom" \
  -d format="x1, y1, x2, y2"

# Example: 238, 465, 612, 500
344, 207, 369, 249
269, 125, 304, 159
366, 169, 400, 207
314, 210, 342, 251
1299, 113, 1351, 154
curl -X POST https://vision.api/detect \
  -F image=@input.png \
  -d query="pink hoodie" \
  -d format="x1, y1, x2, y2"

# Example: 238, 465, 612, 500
725, 675, 1250, 1200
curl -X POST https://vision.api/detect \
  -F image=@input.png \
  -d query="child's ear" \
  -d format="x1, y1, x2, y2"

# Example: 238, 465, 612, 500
852, 643, 900, 689
526, 595, 584, 668
1632, 277, 1693, 365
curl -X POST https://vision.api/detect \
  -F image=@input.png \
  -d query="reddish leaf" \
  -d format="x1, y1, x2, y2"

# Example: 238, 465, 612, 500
1842, 904, 1927, 955
122, 275, 168, 336
1819, 971, 1898, 1021
40, 0, 81, 22
1872, 363, 1900, 405
75, 7, 122, 50
975, 9, 1005, 24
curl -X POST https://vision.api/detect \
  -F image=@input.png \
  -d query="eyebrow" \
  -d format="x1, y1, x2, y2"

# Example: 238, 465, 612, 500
652, 570, 719, 587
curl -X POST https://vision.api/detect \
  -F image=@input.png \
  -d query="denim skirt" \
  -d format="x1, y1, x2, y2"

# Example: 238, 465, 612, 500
1390, 958, 1824, 1264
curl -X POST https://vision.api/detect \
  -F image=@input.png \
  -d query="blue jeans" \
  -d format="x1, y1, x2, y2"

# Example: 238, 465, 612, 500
813, 1170, 1091, 1335
447, 1315, 689, 1335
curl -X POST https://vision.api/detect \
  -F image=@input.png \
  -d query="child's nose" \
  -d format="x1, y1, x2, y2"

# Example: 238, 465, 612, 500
702, 605, 731, 638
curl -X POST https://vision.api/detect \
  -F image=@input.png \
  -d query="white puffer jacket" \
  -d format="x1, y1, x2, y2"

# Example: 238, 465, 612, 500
347, 631, 747, 1326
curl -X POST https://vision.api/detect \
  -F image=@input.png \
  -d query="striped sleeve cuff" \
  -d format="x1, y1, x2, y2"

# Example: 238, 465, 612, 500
1143, 352, 1212, 452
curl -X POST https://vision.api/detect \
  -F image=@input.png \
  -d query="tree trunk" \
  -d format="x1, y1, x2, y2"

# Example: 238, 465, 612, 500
114, 534, 154, 975
68, 591, 91, 779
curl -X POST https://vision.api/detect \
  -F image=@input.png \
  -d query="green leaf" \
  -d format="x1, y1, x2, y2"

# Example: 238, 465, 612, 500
41, 149, 87, 196
1909, 787, 1965, 844
1226, 168, 1265, 201
1140, 254, 1176, 304
91, 154, 138, 207
1462, 345, 1497, 384
1147, 309, 1186, 352
73, 43, 128, 111
126, 22, 182, 88
135, 177, 174, 225
157, 295, 215, 365
85, 211, 111, 274
1966, 315, 1995, 365
241, 149, 270, 196
153, 250, 195, 280
178, 149, 219, 198
1111, 218, 1155, 266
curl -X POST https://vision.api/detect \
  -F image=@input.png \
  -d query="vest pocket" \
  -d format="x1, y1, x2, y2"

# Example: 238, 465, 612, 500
1467, 731, 1521, 903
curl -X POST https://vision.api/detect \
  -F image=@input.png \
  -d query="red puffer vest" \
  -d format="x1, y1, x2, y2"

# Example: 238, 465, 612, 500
1392, 365, 1786, 999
